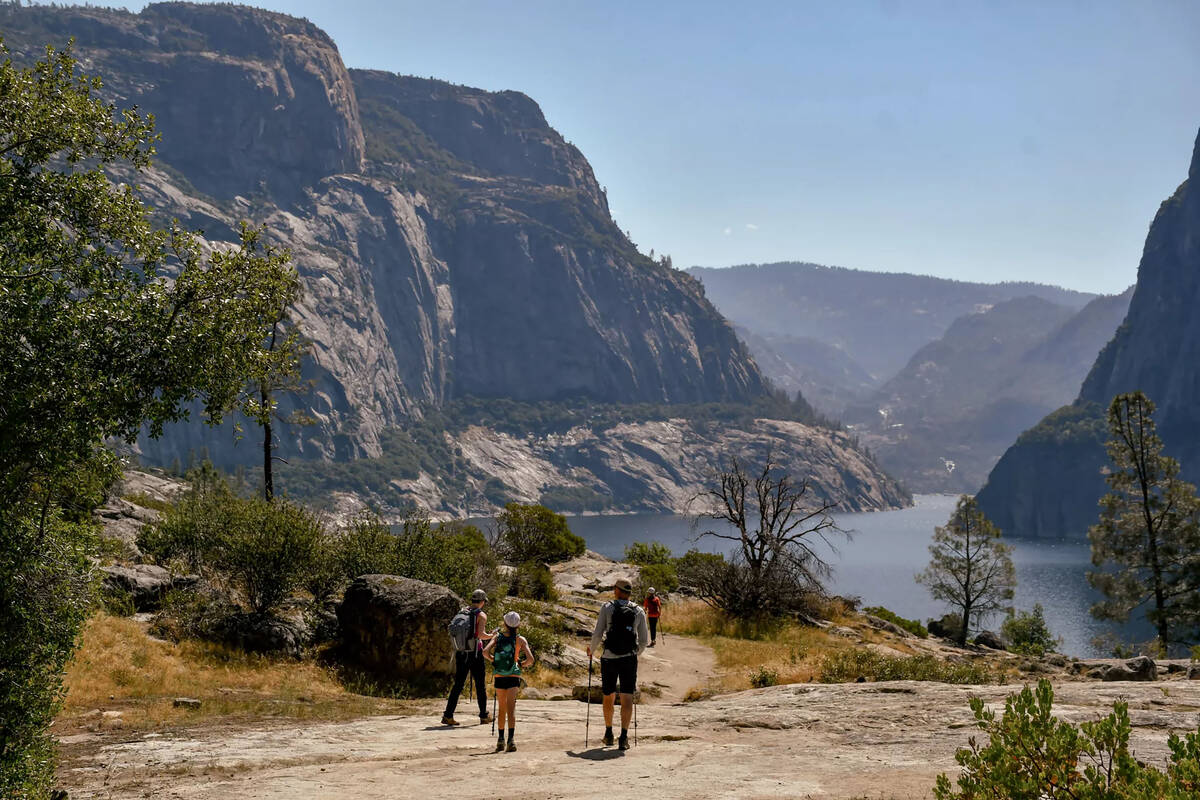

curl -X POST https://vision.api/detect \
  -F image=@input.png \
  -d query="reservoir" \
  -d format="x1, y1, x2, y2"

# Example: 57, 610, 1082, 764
563, 494, 1149, 657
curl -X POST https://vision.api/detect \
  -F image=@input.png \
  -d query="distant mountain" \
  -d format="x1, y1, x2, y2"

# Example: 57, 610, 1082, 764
978, 128, 1200, 538
690, 262, 1097, 390
734, 327, 876, 416
844, 291, 1132, 493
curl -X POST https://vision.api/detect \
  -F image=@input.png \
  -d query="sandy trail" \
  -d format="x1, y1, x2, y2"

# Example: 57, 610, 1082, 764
60, 679, 1200, 799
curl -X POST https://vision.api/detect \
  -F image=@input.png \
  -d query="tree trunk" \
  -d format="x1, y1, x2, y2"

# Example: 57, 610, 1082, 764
958, 601, 971, 647
262, 384, 273, 501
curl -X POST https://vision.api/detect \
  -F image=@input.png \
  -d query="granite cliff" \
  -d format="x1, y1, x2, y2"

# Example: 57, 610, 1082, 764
978, 128, 1200, 537
1, 3, 906, 513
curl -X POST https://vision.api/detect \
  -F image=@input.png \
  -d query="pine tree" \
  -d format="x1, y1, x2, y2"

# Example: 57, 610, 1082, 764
1088, 392, 1200, 651
918, 495, 1015, 646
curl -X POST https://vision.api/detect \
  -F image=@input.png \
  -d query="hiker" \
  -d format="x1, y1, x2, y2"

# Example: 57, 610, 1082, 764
587, 577, 650, 750
644, 587, 662, 646
442, 589, 494, 726
482, 610, 535, 752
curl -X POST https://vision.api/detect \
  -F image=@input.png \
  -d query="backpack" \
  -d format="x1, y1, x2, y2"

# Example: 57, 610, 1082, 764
448, 607, 478, 652
493, 632, 519, 675
604, 599, 638, 656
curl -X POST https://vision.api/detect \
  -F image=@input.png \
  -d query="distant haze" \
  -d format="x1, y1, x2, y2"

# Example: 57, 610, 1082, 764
31, 0, 1200, 294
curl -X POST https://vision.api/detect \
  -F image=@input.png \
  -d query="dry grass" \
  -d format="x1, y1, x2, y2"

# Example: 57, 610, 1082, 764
58, 614, 412, 733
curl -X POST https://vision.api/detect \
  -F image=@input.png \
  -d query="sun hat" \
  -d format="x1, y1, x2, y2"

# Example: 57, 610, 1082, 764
647, 587, 657, 596
471, 588, 487, 603
503, 611, 521, 628
614, 577, 633, 592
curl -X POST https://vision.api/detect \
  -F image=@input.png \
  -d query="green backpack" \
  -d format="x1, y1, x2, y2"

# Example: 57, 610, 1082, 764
493, 632, 520, 676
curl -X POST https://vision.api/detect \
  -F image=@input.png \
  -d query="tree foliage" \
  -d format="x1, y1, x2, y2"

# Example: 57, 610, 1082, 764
935, 679, 1200, 799
1002, 604, 1059, 657
1088, 392, 1200, 650
0, 42, 298, 796
917, 495, 1015, 646
495, 503, 585, 564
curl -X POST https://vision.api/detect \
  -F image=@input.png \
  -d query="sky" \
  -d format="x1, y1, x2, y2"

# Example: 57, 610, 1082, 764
35, 1, 1200, 294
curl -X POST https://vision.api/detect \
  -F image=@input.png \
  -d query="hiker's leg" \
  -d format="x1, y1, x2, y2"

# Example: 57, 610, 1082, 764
495, 687, 511, 730
649, 616, 658, 642
619, 656, 637, 730
443, 651, 468, 717
471, 653, 488, 716
600, 658, 617, 727
506, 688, 518, 724
620, 694, 633, 729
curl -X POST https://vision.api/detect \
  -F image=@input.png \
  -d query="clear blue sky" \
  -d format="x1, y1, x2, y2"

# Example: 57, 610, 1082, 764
40, 1, 1200, 294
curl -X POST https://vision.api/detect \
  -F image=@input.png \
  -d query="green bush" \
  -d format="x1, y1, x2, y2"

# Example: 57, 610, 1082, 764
864, 606, 929, 638
496, 503, 585, 564
674, 549, 726, 587
819, 650, 996, 685
748, 666, 779, 688
1001, 604, 1059, 657
217, 498, 325, 614
636, 562, 679, 596
139, 462, 235, 573
510, 561, 558, 601
624, 540, 674, 565
935, 679, 1200, 798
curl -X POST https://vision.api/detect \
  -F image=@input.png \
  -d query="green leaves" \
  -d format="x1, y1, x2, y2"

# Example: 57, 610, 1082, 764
935, 679, 1200, 799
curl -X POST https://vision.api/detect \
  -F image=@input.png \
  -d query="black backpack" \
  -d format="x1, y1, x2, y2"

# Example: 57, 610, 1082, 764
604, 599, 638, 656
448, 607, 478, 652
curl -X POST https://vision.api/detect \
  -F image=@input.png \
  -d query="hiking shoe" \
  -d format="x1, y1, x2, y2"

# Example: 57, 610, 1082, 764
649, 640, 656, 647
440, 716, 459, 726
618, 735, 630, 751
602, 731, 615, 746
495, 739, 505, 752
506, 740, 517, 752
479, 712, 493, 724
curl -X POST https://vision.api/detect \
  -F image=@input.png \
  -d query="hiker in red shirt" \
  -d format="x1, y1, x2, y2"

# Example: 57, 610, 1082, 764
644, 587, 662, 647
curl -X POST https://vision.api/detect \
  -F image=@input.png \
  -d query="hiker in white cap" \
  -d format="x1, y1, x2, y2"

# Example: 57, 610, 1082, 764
482, 610, 535, 752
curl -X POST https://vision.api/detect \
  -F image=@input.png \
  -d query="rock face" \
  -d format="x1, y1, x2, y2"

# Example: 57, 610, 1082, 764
337, 575, 460, 684
843, 292, 1130, 493
0, 3, 767, 471
100, 564, 198, 611
978, 129, 1200, 538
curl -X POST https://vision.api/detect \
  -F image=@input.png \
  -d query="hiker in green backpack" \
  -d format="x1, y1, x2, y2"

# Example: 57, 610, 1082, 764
482, 610, 535, 752
587, 577, 649, 750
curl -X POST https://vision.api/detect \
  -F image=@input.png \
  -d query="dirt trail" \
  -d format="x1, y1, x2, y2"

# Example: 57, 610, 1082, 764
60, 679, 1200, 799
636, 632, 715, 702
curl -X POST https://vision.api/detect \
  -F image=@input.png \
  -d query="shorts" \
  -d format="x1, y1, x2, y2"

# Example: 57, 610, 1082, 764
494, 675, 521, 690
600, 656, 638, 695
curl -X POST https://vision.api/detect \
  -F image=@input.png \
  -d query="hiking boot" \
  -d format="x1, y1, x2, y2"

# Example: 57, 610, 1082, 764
479, 712, 493, 724
506, 740, 517, 752
649, 640, 656, 647
440, 716, 459, 726
602, 731, 615, 746
618, 735, 630, 751
495, 738, 505, 752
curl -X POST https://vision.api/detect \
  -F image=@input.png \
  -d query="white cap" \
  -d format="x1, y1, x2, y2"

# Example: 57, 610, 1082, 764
503, 611, 521, 628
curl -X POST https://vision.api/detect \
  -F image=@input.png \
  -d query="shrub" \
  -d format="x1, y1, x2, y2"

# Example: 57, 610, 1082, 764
624, 540, 674, 566
685, 551, 823, 622
510, 561, 558, 601
636, 562, 679, 597
217, 498, 326, 614
496, 503, 585, 564
139, 463, 236, 573
819, 650, 996, 685
864, 606, 929, 638
934, 679, 1200, 798
1001, 604, 1059, 657
748, 666, 779, 688
336, 512, 402, 579
675, 549, 726, 587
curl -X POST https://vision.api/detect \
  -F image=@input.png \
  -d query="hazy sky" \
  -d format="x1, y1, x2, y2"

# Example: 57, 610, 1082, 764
37, 1, 1200, 293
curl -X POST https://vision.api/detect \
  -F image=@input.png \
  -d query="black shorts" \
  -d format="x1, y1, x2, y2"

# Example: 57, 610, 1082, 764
494, 675, 521, 690
600, 656, 638, 695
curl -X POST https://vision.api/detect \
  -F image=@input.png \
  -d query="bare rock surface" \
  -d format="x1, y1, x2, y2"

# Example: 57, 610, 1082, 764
58, 679, 1200, 799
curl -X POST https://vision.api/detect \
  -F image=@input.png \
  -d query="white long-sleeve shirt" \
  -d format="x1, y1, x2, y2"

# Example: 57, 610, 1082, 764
590, 598, 650, 659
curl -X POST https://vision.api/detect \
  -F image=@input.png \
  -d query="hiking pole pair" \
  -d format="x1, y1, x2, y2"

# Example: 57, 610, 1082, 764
584, 657, 593, 747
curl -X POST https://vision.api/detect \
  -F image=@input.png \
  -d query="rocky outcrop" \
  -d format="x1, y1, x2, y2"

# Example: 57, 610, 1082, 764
100, 564, 198, 611
978, 128, 1200, 538
337, 575, 460, 684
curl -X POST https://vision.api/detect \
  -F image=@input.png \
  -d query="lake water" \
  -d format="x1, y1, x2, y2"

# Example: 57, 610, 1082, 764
563, 494, 1149, 657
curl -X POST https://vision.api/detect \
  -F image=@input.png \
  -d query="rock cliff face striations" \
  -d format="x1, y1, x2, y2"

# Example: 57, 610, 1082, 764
2, 4, 908, 513
978, 128, 1200, 538
1, 3, 765, 461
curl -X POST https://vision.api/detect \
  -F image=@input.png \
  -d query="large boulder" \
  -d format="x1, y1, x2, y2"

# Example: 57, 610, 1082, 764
100, 564, 198, 611
218, 612, 310, 658
973, 631, 1009, 651
337, 575, 461, 684
1102, 656, 1157, 682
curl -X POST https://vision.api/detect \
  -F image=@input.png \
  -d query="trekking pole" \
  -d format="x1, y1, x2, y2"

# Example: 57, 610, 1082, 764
491, 688, 497, 736
585, 657, 593, 748
634, 690, 639, 747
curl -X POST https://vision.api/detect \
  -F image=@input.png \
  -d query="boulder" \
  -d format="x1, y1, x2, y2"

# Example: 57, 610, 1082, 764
100, 565, 198, 611
218, 612, 309, 657
927, 614, 963, 642
864, 614, 914, 638
973, 631, 1008, 651
1188, 664, 1200, 680
337, 575, 461, 684
1102, 656, 1157, 682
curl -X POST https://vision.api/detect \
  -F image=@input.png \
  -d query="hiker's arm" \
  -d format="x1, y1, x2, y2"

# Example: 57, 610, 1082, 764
482, 636, 496, 662
636, 608, 650, 656
518, 636, 535, 667
476, 611, 492, 642
587, 604, 609, 658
